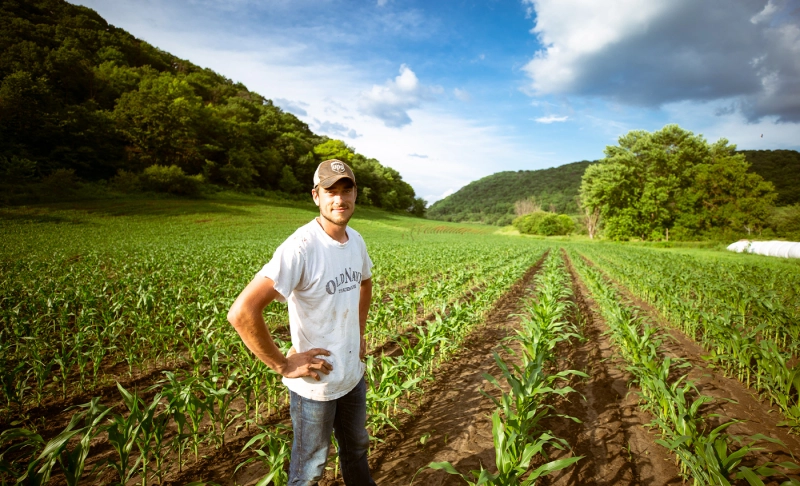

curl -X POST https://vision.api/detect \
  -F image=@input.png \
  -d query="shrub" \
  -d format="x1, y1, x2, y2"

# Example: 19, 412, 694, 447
513, 211, 575, 236
556, 214, 576, 234
513, 211, 549, 234
769, 204, 800, 238
109, 169, 141, 192
140, 165, 203, 196
41, 168, 79, 195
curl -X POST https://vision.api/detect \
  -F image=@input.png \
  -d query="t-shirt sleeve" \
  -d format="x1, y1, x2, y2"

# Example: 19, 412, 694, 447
256, 240, 305, 303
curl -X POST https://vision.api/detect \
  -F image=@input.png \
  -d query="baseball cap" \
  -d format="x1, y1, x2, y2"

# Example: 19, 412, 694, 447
313, 159, 357, 189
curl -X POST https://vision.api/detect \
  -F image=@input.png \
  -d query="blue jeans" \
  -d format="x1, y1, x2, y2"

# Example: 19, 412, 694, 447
288, 377, 377, 486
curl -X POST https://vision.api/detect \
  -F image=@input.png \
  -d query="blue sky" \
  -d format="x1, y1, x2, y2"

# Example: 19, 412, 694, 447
75, 0, 800, 203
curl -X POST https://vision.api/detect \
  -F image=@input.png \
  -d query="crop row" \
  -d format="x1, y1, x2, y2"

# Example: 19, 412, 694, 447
574, 244, 800, 429
430, 250, 585, 485
569, 250, 798, 486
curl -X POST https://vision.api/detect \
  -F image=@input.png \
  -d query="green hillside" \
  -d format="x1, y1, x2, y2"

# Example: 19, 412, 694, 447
740, 150, 800, 206
428, 150, 799, 226
427, 161, 595, 225
0, 0, 419, 212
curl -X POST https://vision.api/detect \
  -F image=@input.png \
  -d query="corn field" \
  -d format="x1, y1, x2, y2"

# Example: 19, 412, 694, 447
2, 200, 800, 485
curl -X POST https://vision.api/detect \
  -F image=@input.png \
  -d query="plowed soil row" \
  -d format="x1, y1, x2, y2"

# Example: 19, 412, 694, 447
538, 251, 680, 485
577, 252, 800, 485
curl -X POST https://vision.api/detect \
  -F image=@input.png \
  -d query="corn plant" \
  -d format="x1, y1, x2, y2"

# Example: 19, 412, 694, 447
200, 370, 242, 447
234, 424, 291, 486
575, 244, 800, 430
11, 397, 112, 485
106, 384, 146, 485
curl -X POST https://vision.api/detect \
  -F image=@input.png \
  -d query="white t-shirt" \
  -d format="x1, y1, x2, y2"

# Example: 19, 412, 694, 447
257, 219, 373, 401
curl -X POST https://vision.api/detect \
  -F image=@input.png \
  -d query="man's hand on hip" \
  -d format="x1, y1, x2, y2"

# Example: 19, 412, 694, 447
279, 348, 333, 381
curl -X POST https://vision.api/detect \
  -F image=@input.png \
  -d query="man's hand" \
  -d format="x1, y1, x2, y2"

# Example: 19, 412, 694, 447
360, 335, 367, 360
279, 347, 333, 381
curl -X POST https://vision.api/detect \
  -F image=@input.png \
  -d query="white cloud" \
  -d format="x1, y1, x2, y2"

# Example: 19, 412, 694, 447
358, 64, 441, 127
350, 108, 541, 201
662, 98, 800, 151
314, 119, 362, 139
534, 115, 569, 123
522, 0, 800, 122
751, 0, 780, 24
454, 88, 471, 101
408, 153, 428, 158
522, 0, 670, 94
274, 98, 309, 116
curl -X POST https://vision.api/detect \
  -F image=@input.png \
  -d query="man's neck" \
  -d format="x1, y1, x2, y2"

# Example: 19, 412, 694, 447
316, 217, 349, 243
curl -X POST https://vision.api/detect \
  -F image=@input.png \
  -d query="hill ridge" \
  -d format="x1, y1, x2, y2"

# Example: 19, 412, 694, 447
427, 150, 800, 225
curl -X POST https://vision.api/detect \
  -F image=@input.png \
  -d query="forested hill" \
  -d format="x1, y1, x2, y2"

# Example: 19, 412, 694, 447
739, 150, 800, 206
427, 150, 800, 225
427, 160, 595, 226
0, 0, 421, 212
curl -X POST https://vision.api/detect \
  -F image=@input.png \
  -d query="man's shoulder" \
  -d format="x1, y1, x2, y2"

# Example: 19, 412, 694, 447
277, 220, 319, 253
347, 226, 367, 244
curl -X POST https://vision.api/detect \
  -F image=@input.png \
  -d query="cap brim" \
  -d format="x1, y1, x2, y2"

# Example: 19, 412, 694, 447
318, 175, 356, 189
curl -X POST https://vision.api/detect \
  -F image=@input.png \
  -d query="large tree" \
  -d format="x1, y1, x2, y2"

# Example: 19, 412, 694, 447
580, 125, 776, 240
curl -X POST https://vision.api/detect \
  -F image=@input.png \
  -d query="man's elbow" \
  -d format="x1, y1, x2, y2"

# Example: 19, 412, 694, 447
227, 303, 243, 329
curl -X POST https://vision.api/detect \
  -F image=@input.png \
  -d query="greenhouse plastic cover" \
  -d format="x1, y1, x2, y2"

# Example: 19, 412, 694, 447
727, 240, 800, 258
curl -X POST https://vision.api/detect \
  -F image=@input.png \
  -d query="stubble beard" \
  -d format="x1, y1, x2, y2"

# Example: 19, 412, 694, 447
321, 207, 352, 226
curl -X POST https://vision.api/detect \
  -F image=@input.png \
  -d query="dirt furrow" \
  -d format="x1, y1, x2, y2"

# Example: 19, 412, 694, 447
541, 251, 681, 486
578, 253, 800, 484
359, 254, 548, 486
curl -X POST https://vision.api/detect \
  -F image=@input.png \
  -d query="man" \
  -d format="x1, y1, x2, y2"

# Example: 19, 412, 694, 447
228, 159, 377, 485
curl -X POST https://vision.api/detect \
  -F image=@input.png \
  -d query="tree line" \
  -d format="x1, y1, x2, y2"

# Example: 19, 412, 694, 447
579, 125, 792, 241
0, 0, 425, 214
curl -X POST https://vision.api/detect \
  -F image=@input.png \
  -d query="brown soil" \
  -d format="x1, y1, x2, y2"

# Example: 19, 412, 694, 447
362, 254, 548, 486
538, 251, 682, 486
577, 252, 800, 485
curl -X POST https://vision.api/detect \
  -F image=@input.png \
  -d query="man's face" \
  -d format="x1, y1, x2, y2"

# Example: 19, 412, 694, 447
312, 179, 357, 226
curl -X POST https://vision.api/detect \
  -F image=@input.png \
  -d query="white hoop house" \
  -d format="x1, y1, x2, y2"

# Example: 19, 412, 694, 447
727, 240, 800, 259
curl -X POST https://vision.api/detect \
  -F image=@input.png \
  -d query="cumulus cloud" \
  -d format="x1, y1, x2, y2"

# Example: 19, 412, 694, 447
274, 98, 309, 116
522, 0, 800, 122
358, 64, 440, 127
534, 115, 569, 123
314, 119, 362, 139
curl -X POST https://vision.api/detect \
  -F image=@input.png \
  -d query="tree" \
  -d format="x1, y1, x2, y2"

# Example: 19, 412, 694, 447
112, 73, 206, 172
577, 196, 601, 239
313, 139, 354, 162
408, 197, 427, 217
580, 125, 777, 240
514, 196, 541, 216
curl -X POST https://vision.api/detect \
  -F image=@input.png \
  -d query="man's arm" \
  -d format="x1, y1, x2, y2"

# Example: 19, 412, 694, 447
228, 276, 332, 380
359, 277, 373, 359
